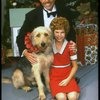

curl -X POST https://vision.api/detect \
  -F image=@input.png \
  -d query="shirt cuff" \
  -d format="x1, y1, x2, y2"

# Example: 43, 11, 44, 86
21, 49, 27, 57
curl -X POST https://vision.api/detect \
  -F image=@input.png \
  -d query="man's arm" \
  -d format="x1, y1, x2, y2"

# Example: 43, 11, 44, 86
16, 11, 35, 56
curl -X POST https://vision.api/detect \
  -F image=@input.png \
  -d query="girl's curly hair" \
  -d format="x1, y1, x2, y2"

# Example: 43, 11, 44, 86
50, 17, 70, 34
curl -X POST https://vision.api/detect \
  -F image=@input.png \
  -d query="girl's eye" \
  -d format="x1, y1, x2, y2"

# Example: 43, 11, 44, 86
62, 32, 65, 34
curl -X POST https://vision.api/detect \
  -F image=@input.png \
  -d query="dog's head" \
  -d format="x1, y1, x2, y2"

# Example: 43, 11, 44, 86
30, 26, 53, 51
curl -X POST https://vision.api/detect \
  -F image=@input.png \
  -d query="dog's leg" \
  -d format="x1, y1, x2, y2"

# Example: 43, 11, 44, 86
43, 69, 50, 92
12, 69, 25, 89
32, 64, 46, 100
12, 69, 32, 92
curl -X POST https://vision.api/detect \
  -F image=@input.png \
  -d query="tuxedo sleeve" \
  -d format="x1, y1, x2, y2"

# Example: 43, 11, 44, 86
66, 23, 76, 42
60, 6, 79, 43
16, 11, 35, 56
65, 7, 77, 42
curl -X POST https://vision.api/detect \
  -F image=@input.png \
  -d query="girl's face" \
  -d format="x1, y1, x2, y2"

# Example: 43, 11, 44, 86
54, 29, 66, 42
39, 0, 56, 11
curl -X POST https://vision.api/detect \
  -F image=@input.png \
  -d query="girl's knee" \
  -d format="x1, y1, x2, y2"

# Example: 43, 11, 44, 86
67, 92, 79, 100
68, 95, 77, 100
56, 93, 67, 100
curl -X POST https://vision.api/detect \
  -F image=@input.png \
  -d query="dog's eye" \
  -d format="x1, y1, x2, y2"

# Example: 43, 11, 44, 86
44, 33, 49, 37
36, 34, 40, 37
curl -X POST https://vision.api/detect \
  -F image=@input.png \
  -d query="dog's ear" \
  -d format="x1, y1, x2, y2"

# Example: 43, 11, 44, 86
47, 27, 53, 39
29, 31, 34, 43
47, 27, 53, 35
30, 30, 34, 38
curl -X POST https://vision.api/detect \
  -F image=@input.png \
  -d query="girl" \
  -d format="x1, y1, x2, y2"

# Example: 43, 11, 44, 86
49, 17, 80, 100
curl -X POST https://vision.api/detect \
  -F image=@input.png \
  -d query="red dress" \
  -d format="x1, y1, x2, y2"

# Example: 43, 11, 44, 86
49, 40, 80, 97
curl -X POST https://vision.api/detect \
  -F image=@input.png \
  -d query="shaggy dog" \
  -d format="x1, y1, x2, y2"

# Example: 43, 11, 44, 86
2, 26, 54, 100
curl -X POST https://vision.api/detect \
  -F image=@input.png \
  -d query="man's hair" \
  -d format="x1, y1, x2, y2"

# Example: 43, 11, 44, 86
50, 17, 70, 34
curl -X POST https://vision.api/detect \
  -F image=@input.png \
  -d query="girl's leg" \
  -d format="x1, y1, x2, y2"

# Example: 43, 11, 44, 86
67, 91, 80, 100
55, 92, 67, 100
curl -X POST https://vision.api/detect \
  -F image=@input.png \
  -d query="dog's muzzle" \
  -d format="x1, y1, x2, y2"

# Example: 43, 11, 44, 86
41, 42, 46, 47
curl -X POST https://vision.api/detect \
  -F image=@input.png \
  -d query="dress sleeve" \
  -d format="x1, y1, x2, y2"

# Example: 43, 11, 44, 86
68, 43, 77, 60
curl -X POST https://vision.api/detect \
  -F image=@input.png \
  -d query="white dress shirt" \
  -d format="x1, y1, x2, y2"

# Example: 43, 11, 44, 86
43, 5, 57, 27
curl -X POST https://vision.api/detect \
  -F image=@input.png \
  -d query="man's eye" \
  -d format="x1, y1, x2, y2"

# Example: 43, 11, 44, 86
44, 33, 49, 37
36, 34, 40, 37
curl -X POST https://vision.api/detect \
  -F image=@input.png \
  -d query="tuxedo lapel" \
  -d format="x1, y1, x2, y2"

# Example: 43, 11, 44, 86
36, 7, 44, 26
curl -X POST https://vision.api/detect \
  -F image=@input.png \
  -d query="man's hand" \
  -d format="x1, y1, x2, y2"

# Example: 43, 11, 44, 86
69, 41, 77, 53
23, 50, 37, 64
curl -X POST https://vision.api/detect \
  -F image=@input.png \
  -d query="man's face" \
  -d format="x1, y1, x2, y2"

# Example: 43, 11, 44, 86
39, 0, 56, 11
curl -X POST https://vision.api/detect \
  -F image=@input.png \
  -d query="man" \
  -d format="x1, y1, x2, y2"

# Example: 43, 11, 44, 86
16, 0, 80, 88
17, 0, 77, 64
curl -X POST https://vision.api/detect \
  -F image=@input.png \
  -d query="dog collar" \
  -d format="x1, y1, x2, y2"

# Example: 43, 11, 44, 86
24, 32, 40, 53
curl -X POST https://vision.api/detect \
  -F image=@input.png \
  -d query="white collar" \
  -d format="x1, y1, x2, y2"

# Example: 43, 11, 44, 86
53, 39, 68, 54
43, 5, 57, 27
44, 5, 56, 13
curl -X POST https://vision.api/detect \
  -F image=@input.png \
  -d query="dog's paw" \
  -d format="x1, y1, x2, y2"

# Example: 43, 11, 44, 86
46, 87, 51, 93
22, 86, 32, 92
47, 88, 51, 93
32, 81, 37, 86
46, 85, 51, 93
39, 94, 46, 100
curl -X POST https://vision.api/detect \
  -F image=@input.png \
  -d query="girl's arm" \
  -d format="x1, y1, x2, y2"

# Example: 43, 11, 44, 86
59, 60, 78, 86
67, 60, 78, 80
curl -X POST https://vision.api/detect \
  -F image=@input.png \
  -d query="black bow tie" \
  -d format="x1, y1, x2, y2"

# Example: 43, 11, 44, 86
44, 9, 57, 17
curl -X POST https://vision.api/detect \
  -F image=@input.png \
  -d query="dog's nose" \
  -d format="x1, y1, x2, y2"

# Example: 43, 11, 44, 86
41, 42, 46, 47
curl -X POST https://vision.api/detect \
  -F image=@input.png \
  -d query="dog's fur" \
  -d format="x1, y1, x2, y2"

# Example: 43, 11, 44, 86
2, 26, 54, 100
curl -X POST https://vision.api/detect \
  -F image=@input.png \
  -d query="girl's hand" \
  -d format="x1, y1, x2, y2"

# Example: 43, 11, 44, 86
23, 49, 37, 64
58, 78, 70, 86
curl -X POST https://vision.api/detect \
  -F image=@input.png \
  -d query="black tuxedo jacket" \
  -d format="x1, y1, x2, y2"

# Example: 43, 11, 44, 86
16, 5, 76, 56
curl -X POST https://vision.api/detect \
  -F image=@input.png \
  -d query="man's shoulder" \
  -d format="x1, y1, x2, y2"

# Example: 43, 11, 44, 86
26, 6, 43, 16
